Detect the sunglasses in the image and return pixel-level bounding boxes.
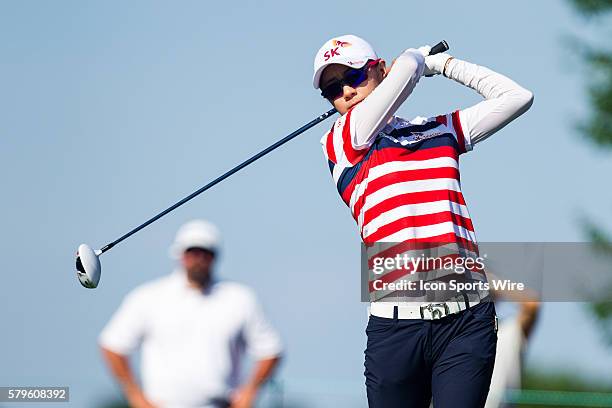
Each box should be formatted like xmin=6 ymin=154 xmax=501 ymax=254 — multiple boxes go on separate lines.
xmin=320 ymin=59 xmax=381 ymax=100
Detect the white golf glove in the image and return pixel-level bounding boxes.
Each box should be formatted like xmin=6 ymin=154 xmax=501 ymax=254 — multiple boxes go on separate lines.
xmin=417 ymin=45 xmax=432 ymax=57
xmin=418 ymin=44 xmax=453 ymax=77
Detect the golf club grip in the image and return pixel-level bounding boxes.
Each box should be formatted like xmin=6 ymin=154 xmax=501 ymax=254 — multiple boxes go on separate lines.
xmin=429 ymin=40 xmax=449 ymax=56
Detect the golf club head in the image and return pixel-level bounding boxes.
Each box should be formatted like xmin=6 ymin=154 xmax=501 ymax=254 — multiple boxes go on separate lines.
xmin=76 ymin=244 xmax=101 ymax=289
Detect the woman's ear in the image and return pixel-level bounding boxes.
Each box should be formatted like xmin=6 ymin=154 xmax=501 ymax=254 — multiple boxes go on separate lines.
xmin=380 ymin=59 xmax=392 ymax=79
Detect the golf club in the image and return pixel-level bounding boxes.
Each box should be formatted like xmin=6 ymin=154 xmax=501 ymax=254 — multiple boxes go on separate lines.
xmin=76 ymin=40 xmax=450 ymax=288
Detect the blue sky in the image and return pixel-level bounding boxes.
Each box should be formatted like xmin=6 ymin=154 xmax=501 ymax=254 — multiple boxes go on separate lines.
xmin=1 ymin=1 xmax=612 ymax=406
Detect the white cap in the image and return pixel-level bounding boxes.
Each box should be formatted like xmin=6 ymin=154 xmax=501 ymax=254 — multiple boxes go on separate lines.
xmin=169 ymin=219 xmax=221 ymax=258
xmin=312 ymin=34 xmax=378 ymax=89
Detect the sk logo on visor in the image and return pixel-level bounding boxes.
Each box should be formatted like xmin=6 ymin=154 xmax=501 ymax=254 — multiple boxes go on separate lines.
xmin=323 ymin=40 xmax=353 ymax=61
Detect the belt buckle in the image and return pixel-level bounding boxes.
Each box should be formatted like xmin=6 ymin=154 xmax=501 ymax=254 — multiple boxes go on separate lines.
xmin=420 ymin=302 xmax=450 ymax=320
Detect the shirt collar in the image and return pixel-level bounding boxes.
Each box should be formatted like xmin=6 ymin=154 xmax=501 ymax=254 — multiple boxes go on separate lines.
xmin=381 ymin=116 xmax=399 ymax=133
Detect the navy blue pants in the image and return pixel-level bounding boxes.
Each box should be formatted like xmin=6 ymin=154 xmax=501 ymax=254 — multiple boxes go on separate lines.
xmin=364 ymin=301 xmax=497 ymax=408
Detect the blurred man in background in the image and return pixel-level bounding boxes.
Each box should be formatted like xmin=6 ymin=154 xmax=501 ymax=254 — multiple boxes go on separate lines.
xmin=99 ymin=219 xmax=283 ymax=408
xmin=486 ymin=273 xmax=541 ymax=408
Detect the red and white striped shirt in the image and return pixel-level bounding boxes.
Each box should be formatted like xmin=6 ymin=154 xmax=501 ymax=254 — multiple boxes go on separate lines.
xmin=319 ymin=51 xmax=533 ymax=301
xmin=322 ymin=110 xmax=474 ymax=246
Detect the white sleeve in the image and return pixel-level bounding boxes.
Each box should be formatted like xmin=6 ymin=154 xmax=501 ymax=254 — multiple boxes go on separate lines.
xmin=98 ymin=290 xmax=149 ymax=355
xmin=349 ymin=49 xmax=425 ymax=150
xmin=243 ymin=295 xmax=283 ymax=360
xmin=443 ymin=58 xmax=534 ymax=146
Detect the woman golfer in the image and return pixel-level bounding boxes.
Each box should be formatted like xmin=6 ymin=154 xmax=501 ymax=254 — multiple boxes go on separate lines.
xmin=312 ymin=35 xmax=533 ymax=407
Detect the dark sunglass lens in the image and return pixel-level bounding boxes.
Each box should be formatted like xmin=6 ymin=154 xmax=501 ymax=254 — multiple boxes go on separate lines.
xmin=321 ymin=82 xmax=343 ymax=99
xmin=320 ymin=63 xmax=373 ymax=100
xmin=344 ymin=68 xmax=366 ymax=87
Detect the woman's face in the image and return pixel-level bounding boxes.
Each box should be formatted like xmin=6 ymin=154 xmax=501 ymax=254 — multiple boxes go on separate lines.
xmin=319 ymin=60 xmax=386 ymax=115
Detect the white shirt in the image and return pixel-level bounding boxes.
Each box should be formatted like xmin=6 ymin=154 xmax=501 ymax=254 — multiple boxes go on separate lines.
xmin=99 ymin=271 xmax=283 ymax=408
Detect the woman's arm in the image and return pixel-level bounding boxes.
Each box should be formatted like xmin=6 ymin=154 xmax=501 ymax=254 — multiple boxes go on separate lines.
xmin=441 ymin=57 xmax=534 ymax=145
xmin=349 ymin=48 xmax=425 ymax=150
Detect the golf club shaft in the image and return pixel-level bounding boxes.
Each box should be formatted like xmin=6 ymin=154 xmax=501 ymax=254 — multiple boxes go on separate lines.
xmin=100 ymin=40 xmax=450 ymax=254
xmin=100 ymin=109 xmax=337 ymax=253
